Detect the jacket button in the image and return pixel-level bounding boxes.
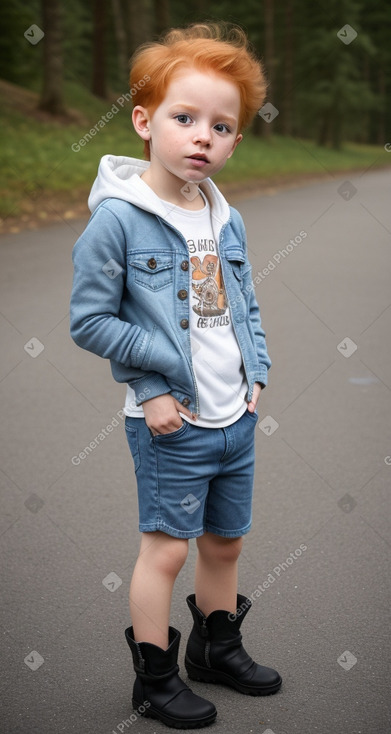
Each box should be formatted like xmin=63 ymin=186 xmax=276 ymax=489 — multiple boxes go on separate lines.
xmin=180 ymin=318 xmax=189 ymax=329
xmin=182 ymin=397 xmax=191 ymax=407
xmin=181 ymin=260 xmax=189 ymax=271
xmin=177 ymin=289 xmax=188 ymax=300
xmin=147 ymin=258 xmax=157 ymax=269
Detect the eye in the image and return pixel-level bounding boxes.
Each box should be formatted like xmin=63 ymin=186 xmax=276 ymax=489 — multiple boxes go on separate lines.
xmin=174 ymin=114 xmax=193 ymax=124
xmin=214 ymin=123 xmax=231 ymax=134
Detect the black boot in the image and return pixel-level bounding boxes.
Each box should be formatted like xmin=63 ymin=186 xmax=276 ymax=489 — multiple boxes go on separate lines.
xmin=125 ymin=626 xmax=217 ymax=729
xmin=184 ymin=594 xmax=282 ymax=696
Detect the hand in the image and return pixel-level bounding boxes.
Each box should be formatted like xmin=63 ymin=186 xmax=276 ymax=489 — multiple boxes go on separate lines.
xmin=247 ymin=382 xmax=262 ymax=413
xmin=142 ymin=393 xmax=196 ymax=436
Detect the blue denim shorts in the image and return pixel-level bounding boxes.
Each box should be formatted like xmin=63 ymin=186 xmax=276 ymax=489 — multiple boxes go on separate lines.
xmin=124 ymin=409 xmax=257 ymax=539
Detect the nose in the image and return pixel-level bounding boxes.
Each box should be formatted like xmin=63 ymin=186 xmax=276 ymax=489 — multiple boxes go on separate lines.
xmin=193 ymin=125 xmax=211 ymax=146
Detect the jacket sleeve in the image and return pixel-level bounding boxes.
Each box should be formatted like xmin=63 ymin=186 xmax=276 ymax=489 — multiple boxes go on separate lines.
xmin=231 ymin=207 xmax=271 ymax=387
xmin=69 ymin=202 xmax=171 ymax=403
xmin=248 ymin=286 xmax=271 ymax=387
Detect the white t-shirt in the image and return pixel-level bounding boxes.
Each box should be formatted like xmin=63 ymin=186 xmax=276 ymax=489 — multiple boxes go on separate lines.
xmin=124 ymin=188 xmax=248 ymax=428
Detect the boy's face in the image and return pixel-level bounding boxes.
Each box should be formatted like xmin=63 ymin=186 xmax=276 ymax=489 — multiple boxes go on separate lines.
xmin=133 ymin=69 xmax=243 ymax=187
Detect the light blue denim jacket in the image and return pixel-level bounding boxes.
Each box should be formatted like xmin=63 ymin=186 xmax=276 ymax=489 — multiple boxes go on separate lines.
xmin=70 ymin=156 xmax=271 ymax=414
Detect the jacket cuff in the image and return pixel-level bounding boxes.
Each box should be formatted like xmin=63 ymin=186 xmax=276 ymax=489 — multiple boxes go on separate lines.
xmin=128 ymin=372 xmax=172 ymax=406
xmin=256 ymin=365 xmax=269 ymax=387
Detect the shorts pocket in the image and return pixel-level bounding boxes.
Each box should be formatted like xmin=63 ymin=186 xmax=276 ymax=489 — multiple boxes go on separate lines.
xmin=152 ymin=421 xmax=190 ymax=442
xmin=125 ymin=421 xmax=141 ymax=471
xmin=243 ymin=409 xmax=258 ymax=426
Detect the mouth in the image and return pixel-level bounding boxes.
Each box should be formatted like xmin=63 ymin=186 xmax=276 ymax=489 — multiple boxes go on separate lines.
xmin=187 ymin=153 xmax=210 ymax=166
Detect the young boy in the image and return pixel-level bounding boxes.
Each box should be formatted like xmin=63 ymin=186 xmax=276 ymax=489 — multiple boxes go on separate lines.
xmin=70 ymin=22 xmax=281 ymax=729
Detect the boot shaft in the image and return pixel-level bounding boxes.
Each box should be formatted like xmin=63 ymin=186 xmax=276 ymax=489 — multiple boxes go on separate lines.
xmin=125 ymin=626 xmax=181 ymax=677
xmin=186 ymin=594 xmax=251 ymax=640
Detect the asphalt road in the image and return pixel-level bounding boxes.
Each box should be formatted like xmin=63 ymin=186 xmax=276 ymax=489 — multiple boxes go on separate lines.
xmin=1 ymin=168 xmax=390 ymax=734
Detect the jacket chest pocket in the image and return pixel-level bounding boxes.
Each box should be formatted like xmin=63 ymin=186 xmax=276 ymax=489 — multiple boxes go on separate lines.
xmin=128 ymin=254 xmax=174 ymax=291
xmin=225 ymin=253 xmax=252 ymax=291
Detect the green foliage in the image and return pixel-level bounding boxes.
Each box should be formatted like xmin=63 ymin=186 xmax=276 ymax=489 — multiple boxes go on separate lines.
xmin=0 ymin=0 xmax=391 ymax=158
xmin=62 ymin=0 xmax=93 ymax=88
xmin=1 ymin=78 xmax=389 ymax=218
xmin=0 ymin=0 xmax=42 ymax=86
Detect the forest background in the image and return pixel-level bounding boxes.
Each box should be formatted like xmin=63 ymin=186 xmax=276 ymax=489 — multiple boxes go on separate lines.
xmin=1 ymin=0 xmax=390 ymax=232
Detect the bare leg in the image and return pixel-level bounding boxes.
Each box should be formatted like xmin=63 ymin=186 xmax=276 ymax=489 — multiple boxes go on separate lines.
xmin=195 ymin=532 xmax=243 ymax=617
xmin=129 ymin=531 xmax=189 ymax=649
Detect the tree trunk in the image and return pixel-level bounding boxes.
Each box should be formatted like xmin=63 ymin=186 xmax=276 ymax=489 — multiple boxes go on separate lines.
xmin=377 ymin=67 xmax=386 ymax=145
xmin=154 ymin=0 xmax=170 ymax=35
xmin=331 ymin=83 xmax=343 ymax=150
xmin=92 ymin=0 xmax=107 ymax=99
xmin=194 ymin=0 xmax=207 ymax=15
xmin=127 ymin=0 xmax=154 ymax=57
xmin=262 ymin=0 xmax=274 ymax=139
xmin=111 ymin=0 xmax=128 ymax=84
xmin=317 ymin=112 xmax=330 ymax=147
xmin=331 ymin=113 xmax=342 ymax=150
xmin=358 ymin=54 xmax=370 ymax=144
xmin=282 ymin=0 xmax=293 ymax=136
xmin=39 ymin=0 xmax=65 ymax=115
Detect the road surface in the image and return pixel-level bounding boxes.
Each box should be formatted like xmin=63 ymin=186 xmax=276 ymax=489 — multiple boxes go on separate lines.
xmin=1 ymin=168 xmax=390 ymax=734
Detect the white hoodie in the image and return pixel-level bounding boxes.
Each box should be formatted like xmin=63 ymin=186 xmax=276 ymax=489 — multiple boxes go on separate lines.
xmin=88 ymin=154 xmax=230 ymax=225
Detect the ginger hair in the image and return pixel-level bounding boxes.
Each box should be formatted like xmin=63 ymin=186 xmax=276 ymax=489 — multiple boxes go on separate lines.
xmin=129 ymin=22 xmax=267 ymax=159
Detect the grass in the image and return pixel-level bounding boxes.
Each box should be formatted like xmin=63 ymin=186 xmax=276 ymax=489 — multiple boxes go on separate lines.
xmin=221 ymin=134 xmax=389 ymax=182
xmin=1 ymin=78 xmax=390 ymax=219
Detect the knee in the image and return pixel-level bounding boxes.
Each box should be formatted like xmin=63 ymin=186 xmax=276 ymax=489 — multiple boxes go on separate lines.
xmin=199 ymin=535 xmax=243 ymax=564
xmin=152 ymin=537 xmax=189 ymax=578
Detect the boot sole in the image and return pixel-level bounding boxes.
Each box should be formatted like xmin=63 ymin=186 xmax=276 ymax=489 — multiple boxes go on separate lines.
xmin=132 ymin=698 xmax=217 ymax=729
xmin=185 ymin=656 xmax=282 ymax=697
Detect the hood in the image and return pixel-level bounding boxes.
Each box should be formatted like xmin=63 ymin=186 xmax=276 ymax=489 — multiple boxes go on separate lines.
xmin=88 ymin=154 xmax=231 ymax=224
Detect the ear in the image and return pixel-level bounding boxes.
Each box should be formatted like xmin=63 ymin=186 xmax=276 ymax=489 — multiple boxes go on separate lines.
xmin=227 ymin=133 xmax=243 ymax=159
xmin=132 ymin=106 xmax=151 ymax=141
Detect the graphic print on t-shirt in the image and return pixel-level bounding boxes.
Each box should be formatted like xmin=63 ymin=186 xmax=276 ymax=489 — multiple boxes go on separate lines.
xmin=190 ymin=253 xmax=227 ymax=317
xmin=123 ymin=178 xmax=248 ymax=427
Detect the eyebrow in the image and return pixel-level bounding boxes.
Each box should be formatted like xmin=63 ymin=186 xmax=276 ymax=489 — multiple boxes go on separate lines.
xmin=168 ymin=103 xmax=237 ymax=125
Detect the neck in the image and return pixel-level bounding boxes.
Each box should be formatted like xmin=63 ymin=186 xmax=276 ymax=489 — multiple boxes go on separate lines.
xmin=141 ymin=164 xmax=205 ymax=211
